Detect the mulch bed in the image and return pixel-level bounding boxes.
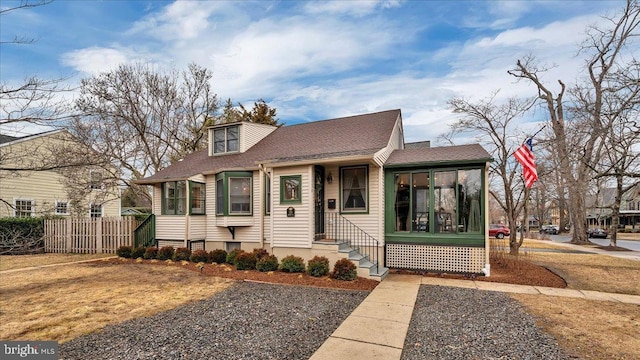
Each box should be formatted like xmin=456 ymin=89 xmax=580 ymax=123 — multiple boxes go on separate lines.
xmin=92 ymin=258 xmax=380 ymax=291
xmin=93 ymin=255 xmax=568 ymax=291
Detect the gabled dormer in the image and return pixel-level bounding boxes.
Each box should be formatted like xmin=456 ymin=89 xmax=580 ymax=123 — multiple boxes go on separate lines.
xmin=208 ymin=121 xmax=278 ymax=156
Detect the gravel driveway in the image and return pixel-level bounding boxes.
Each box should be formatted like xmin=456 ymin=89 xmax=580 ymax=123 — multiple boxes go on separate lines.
xmin=59 ymin=282 xmax=368 ymax=360
xmin=401 ymin=286 xmax=570 ymax=360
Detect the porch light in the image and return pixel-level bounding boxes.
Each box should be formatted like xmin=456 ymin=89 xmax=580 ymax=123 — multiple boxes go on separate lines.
xmin=327 ymin=173 xmax=333 ymax=184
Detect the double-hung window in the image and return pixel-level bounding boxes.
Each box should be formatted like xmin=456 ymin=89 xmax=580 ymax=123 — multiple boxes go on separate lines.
xmin=341 ymin=166 xmax=368 ymax=212
xmin=55 ymin=201 xmax=69 ymax=215
xmin=90 ymin=203 xmax=103 ymax=218
xmin=213 ymin=126 xmax=239 ymax=154
xmin=162 ymin=181 xmax=187 ymax=215
xmin=190 ymin=182 xmax=206 ymax=215
xmin=14 ymin=199 xmax=33 ymax=218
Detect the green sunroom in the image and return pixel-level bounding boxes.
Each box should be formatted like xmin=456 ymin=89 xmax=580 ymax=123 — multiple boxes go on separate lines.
xmin=383 ymin=144 xmax=492 ymax=274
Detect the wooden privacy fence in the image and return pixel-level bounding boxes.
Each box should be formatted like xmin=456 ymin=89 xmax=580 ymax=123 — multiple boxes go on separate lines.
xmin=45 ymin=217 xmax=137 ymax=253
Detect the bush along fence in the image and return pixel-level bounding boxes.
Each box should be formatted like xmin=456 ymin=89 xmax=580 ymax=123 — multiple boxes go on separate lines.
xmin=0 ymin=217 xmax=45 ymax=255
xmin=45 ymin=217 xmax=137 ymax=254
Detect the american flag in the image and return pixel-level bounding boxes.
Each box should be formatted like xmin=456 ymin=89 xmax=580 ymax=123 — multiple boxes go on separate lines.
xmin=513 ymin=138 xmax=538 ymax=188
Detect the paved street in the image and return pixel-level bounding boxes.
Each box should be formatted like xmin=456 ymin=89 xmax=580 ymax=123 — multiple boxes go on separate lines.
xmin=549 ymin=234 xmax=640 ymax=252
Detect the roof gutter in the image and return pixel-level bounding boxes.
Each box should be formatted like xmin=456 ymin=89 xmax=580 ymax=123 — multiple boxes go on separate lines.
xmin=257 ymin=154 xmax=374 ymax=168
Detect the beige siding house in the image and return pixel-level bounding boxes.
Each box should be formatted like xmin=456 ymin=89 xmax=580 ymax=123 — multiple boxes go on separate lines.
xmin=0 ymin=130 xmax=121 ymax=218
xmin=137 ymin=110 xmax=492 ymax=280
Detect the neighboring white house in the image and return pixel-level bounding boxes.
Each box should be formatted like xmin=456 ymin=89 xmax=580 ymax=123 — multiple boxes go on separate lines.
xmin=0 ymin=130 xmax=121 ymax=218
xmin=136 ymin=109 xmax=492 ymax=280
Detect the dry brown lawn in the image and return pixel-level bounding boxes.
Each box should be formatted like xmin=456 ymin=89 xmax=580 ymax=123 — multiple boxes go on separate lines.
xmin=0 ymin=253 xmax=113 ymax=271
xmin=0 ymin=259 xmax=232 ymax=343
xmin=513 ymin=294 xmax=640 ymax=360
xmin=528 ymin=252 xmax=640 ymax=295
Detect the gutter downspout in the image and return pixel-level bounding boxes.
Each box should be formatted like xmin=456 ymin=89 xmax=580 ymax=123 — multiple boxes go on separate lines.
xmin=258 ymin=164 xmax=271 ymax=249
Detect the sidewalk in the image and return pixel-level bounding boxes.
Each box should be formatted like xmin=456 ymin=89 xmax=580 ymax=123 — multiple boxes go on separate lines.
xmin=310 ymin=273 xmax=640 ymax=360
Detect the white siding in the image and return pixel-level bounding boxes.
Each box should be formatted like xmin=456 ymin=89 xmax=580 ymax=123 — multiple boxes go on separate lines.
xmin=156 ymin=216 xmax=186 ymax=240
xmin=0 ymin=132 xmax=120 ymax=218
xmin=374 ymin=113 xmax=403 ymax=165
xmin=153 ymin=184 xmax=162 ymax=214
xmin=188 ymin=216 xmax=206 ymax=239
xmin=271 ymin=165 xmax=313 ymax=248
xmin=240 ymin=122 xmax=277 ymax=152
xmin=189 ymin=174 xmax=206 ymax=183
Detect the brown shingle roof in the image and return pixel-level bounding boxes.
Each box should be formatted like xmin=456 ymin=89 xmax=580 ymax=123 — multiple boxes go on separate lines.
xmin=386 ymin=144 xmax=492 ymax=166
xmin=138 ymin=109 xmax=401 ymax=183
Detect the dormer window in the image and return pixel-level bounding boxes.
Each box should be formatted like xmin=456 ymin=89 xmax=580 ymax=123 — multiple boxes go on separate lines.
xmin=214 ymin=125 xmax=239 ymax=154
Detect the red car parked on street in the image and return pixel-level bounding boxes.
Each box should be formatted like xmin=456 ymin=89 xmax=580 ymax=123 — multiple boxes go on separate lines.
xmin=489 ymin=224 xmax=510 ymax=239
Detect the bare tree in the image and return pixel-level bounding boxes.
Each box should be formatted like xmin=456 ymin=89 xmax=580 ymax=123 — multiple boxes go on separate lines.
xmin=442 ymin=92 xmax=535 ymax=254
xmin=508 ymin=0 xmax=640 ymax=244
xmin=70 ymin=63 xmax=220 ymax=202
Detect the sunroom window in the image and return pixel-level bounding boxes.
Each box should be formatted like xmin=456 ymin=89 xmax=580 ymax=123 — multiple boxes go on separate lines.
xmin=392 ymin=168 xmax=483 ymax=235
xmin=162 ymin=181 xmax=187 ymax=215
xmin=341 ymin=166 xmax=367 ymax=212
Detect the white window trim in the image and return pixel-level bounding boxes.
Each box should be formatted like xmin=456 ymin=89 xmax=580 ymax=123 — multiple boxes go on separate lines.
xmin=89 ymin=203 xmax=103 ymax=218
xmin=14 ymin=198 xmax=34 ymax=218
xmin=89 ymin=170 xmax=105 ymax=191
xmin=55 ymin=200 xmax=70 ymax=215
xmin=213 ymin=125 xmax=240 ymax=155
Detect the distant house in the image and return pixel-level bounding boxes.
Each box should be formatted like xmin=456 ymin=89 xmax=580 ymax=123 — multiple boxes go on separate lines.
xmin=587 ymin=185 xmax=640 ymax=230
xmin=136 ymin=110 xmax=492 ymax=280
xmin=0 ymin=130 xmax=121 ymax=218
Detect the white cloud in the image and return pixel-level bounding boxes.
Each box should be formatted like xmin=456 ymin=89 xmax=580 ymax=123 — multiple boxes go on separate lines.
xmin=303 ymin=0 xmax=402 ymax=17
xmin=128 ymin=1 xmax=222 ymax=41
xmin=60 ymin=47 xmax=132 ymax=74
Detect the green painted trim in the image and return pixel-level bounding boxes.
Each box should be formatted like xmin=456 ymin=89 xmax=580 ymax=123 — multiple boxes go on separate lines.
xmin=384 ymin=166 xmax=487 ymax=237
xmin=384 ymin=234 xmax=485 ymax=247
xmin=385 ymin=159 xmax=492 ymax=169
xmin=339 ymin=164 xmax=369 ymax=214
xmin=280 ymin=175 xmax=302 ymax=204
xmin=264 ymin=173 xmax=271 ymax=215
xmin=160 ymin=180 xmax=187 ymax=216
xmin=214 ymin=171 xmax=254 ymax=217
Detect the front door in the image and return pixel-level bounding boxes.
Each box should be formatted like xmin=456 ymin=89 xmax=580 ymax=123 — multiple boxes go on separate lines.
xmin=314 ymin=165 xmax=325 ymax=240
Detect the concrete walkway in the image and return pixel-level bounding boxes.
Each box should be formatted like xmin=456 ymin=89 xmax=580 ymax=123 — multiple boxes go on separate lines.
xmin=310 ymin=273 xmax=640 ymax=360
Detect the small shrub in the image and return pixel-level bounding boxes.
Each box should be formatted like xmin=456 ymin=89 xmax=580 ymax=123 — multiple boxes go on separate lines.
xmin=307 ymin=256 xmax=330 ymax=277
xmin=226 ymin=248 xmax=243 ymax=265
xmin=235 ymin=252 xmax=257 ymax=270
xmin=131 ymin=246 xmax=146 ymax=259
xmin=173 ymin=247 xmax=191 ymax=261
xmin=332 ymin=258 xmax=357 ymax=281
xmin=190 ymin=249 xmax=209 ymax=263
xmin=256 ymin=254 xmax=279 ymax=272
xmin=157 ymin=246 xmax=175 ymax=260
xmin=280 ymin=255 xmax=305 ymax=273
xmin=143 ymin=247 xmax=158 ymax=259
xmin=252 ymin=248 xmax=269 ymax=260
xmin=209 ymin=249 xmax=227 ymax=264
xmin=116 ymin=245 xmax=132 ymax=258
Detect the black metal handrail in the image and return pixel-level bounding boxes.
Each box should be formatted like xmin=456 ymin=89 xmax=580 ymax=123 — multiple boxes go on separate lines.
xmin=134 ymin=214 xmax=155 ymax=248
xmin=324 ymin=212 xmax=380 ymax=273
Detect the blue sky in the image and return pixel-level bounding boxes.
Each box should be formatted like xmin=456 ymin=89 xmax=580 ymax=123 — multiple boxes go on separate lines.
xmin=0 ymin=0 xmax=624 ymax=143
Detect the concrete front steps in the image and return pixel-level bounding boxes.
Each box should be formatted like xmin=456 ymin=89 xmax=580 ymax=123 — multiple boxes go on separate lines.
xmin=312 ymin=240 xmax=388 ymax=281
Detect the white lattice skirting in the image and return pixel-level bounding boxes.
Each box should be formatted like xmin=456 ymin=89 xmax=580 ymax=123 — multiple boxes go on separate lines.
xmin=386 ymin=244 xmax=485 ymax=273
